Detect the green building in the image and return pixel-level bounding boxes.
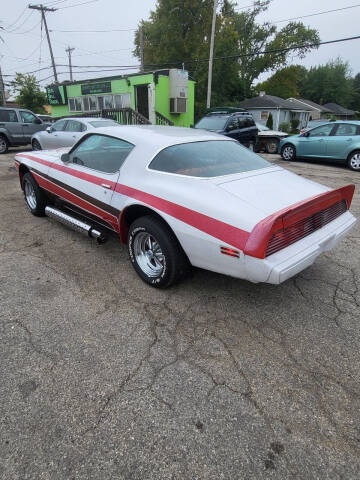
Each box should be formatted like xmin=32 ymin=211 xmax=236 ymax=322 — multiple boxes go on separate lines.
xmin=46 ymin=69 xmax=195 ymax=127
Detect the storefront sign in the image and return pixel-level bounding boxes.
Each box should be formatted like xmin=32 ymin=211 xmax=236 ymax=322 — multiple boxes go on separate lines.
xmin=81 ymin=82 xmax=112 ymax=95
xmin=46 ymin=85 xmax=67 ymax=105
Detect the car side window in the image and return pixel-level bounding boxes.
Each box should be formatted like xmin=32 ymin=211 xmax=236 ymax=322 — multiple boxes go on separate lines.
xmin=226 ymin=118 xmax=238 ymax=131
xmin=69 ymin=134 xmax=134 ymax=173
xmin=52 ymin=120 xmax=67 ymax=132
xmin=20 ymin=111 xmax=39 ymax=124
xmin=334 ymin=124 xmax=357 ymax=136
xmin=65 ymin=120 xmax=85 ymax=132
xmin=308 ymin=124 xmax=334 ymax=137
xmin=0 ymin=110 xmax=18 ymax=122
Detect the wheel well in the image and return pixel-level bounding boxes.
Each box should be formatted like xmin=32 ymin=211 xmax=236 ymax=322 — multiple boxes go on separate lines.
xmin=347 ymin=149 xmax=360 ymax=160
xmin=119 ymin=205 xmax=172 ymax=243
xmin=281 ymin=142 xmax=295 ymax=152
xmin=19 ymin=164 xmax=30 ymax=189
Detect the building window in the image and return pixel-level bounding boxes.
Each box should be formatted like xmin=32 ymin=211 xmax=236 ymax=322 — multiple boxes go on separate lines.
xmin=114 ymin=93 xmax=131 ymax=108
xmin=89 ymin=96 xmax=97 ymax=111
xmin=69 ymin=98 xmax=82 ymax=112
xmin=103 ymin=95 xmax=113 ymax=109
xmin=261 ymin=111 xmax=268 ymax=121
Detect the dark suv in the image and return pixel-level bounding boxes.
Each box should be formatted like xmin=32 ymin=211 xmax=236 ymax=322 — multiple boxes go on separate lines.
xmin=0 ymin=107 xmax=49 ymax=153
xmin=195 ymin=109 xmax=258 ymax=149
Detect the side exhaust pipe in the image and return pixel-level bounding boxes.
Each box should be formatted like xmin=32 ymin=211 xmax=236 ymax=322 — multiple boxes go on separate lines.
xmin=45 ymin=206 xmax=107 ymax=244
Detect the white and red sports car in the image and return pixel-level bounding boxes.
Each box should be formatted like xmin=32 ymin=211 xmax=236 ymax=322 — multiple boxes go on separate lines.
xmin=15 ymin=126 xmax=356 ymax=288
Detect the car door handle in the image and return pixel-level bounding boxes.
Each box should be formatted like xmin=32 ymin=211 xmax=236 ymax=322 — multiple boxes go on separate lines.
xmin=101 ymin=183 xmax=112 ymax=189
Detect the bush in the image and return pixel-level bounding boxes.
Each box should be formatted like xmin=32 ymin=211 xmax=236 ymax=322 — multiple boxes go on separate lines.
xmin=266 ymin=112 xmax=273 ymax=129
xmin=290 ymin=119 xmax=299 ymax=132
xmin=279 ymin=122 xmax=291 ymax=133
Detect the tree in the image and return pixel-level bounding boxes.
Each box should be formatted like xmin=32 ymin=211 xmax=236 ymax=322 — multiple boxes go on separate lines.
xmin=133 ymin=0 xmax=319 ymax=115
xmin=266 ymin=112 xmax=273 ymax=129
xmin=256 ymin=65 xmax=307 ymax=99
xmin=10 ymin=73 xmax=47 ymax=113
xmin=227 ymin=1 xmax=319 ymax=97
xmin=349 ymin=73 xmax=360 ymax=112
xmin=298 ymin=58 xmax=353 ymax=106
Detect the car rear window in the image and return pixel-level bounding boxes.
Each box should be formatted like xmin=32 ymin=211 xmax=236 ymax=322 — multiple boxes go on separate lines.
xmin=149 ymin=140 xmax=271 ymax=178
xmin=89 ymin=120 xmax=119 ymax=128
xmin=195 ymin=116 xmax=229 ymax=130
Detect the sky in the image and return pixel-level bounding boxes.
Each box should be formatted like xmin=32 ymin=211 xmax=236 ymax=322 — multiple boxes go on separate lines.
xmin=1 ymin=0 xmax=360 ymax=92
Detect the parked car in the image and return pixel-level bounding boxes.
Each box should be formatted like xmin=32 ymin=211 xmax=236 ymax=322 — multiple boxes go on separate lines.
xmin=31 ymin=117 xmax=119 ymax=150
xmin=195 ymin=110 xmax=258 ymax=149
xmin=0 ymin=107 xmax=50 ymax=153
xmin=255 ymin=122 xmax=288 ymax=154
xmin=37 ymin=114 xmax=55 ymax=123
xmin=279 ymin=121 xmax=360 ymax=171
xmin=15 ymin=126 xmax=356 ymax=288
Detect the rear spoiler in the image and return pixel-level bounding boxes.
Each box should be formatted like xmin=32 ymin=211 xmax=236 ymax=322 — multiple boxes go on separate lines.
xmin=244 ymin=184 xmax=355 ymax=259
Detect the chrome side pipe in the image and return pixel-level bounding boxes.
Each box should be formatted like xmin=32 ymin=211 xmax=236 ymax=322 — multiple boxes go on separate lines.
xmin=45 ymin=206 xmax=107 ymax=244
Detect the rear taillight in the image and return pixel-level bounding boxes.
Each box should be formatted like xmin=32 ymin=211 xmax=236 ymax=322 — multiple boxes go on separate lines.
xmin=265 ymin=199 xmax=347 ymax=256
xmin=244 ymin=184 xmax=355 ymax=259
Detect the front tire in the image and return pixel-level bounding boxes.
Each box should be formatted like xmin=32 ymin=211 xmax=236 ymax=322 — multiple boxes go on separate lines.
xmin=347 ymin=150 xmax=360 ymax=171
xmin=281 ymin=144 xmax=296 ymax=161
xmin=22 ymin=172 xmax=47 ymax=216
xmin=128 ymin=215 xmax=189 ymax=288
xmin=32 ymin=139 xmax=42 ymax=151
xmin=0 ymin=135 xmax=9 ymax=154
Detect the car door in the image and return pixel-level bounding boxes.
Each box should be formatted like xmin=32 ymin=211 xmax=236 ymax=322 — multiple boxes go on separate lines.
xmin=48 ymin=133 xmax=134 ymax=232
xmin=19 ymin=110 xmax=44 ymax=142
xmin=0 ymin=109 xmax=24 ymax=144
xmin=297 ymin=123 xmax=335 ymax=157
xmin=325 ymin=123 xmax=358 ymax=159
xmin=62 ymin=119 xmax=87 ymax=147
xmin=41 ymin=119 xmax=68 ymax=149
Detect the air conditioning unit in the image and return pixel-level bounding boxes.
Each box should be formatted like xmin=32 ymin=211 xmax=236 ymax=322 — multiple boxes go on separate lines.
xmin=169 ymin=69 xmax=188 ymax=114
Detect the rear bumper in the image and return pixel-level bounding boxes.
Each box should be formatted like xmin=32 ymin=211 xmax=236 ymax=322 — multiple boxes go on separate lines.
xmin=244 ymin=211 xmax=356 ymax=284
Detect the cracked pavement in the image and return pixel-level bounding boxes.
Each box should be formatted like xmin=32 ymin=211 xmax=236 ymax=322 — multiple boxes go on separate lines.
xmin=0 ymin=148 xmax=359 ymax=479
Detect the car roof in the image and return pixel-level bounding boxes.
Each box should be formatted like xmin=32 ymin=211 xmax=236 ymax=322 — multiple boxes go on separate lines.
xmin=56 ymin=117 xmax=113 ymax=122
xmin=92 ymin=125 xmax=231 ymax=148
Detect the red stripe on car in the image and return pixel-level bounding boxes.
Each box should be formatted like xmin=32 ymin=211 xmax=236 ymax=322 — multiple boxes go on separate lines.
xmin=32 ymin=172 xmax=119 ymax=231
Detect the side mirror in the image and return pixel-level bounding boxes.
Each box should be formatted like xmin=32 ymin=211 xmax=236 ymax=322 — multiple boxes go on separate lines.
xmin=61 ymin=153 xmax=70 ymax=163
xmin=35 ymin=118 xmax=42 ymax=124
xmin=46 ymin=126 xmax=52 ymax=133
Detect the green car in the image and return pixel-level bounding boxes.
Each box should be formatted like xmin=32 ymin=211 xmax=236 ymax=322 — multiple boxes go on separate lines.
xmin=279 ymin=121 xmax=360 ymax=171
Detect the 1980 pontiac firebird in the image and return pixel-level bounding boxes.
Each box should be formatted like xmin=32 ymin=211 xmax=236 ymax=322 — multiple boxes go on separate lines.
xmin=15 ymin=126 xmax=356 ymax=288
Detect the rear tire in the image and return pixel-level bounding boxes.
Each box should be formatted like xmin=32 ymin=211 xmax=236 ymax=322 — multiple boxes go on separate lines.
xmin=0 ymin=135 xmax=9 ymax=154
xmin=347 ymin=150 xmax=360 ymax=171
xmin=128 ymin=215 xmax=190 ymax=288
xmin=22 ymin=172 xmax=47 ymax=216
xmin=281 ymin=144 xmax=296 ymax=161
xmin=265 ymin=139 xmax=279 ymax=154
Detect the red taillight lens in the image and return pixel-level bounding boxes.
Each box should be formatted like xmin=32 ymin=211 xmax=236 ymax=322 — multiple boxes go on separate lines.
xmin=266 ymin=199 xmax=347 ymax=257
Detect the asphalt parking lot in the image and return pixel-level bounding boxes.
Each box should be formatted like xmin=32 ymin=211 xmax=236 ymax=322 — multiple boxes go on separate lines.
xmin=1 ymin=147 xmax=359 ymax=480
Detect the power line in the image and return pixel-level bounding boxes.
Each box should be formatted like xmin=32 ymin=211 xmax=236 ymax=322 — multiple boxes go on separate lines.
xmin=56 ymin=0 xmax=100 ymax=9
xmin=271 ymin=3 xmax=360 ymax=24
xmin=3 ymin=7 xmax=28 ymax=29
xmin=50 ymin=27 xmax=136 ymax=33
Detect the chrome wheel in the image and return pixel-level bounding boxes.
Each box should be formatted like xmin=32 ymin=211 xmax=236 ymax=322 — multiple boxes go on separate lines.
xmin=0 ymin=137 xmax=7 ymax=153
xmin=24 ymin=180 xmax=37 ymax=210
xmin=133 ymin=232 xmax=165 ymax=278
xmin=349 ymin=152 xmax=360 ymax=170
xmin=282 ymin=145 xmax=295 ymax=160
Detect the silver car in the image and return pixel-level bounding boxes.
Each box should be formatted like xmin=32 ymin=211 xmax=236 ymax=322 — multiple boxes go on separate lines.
xmin=31 ymin=117 xmax=119 ymax=150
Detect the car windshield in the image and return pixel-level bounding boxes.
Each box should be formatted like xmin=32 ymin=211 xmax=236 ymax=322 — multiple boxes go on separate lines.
xmin=149 ymin=140 xmax=271 ymax=178
xmin=89 ymin=120 xmax=119 ymax=128
xmin=195 ymin=116 xmax=229 ymax=130
xmin=256 ymin=123 xmax=269 ymax=131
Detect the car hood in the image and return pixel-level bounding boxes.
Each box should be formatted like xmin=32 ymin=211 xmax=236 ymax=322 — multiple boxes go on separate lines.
xmin=212 ymin=166 xmax=329 ymax=216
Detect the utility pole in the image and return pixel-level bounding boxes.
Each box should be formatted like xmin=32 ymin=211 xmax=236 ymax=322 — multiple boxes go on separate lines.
xmin=0 ymin=65 xmax=6 ymax=106
xmin=28 ymin=4 xmax=58 ymax=83
xmin=139 ymin=24 xmax=144 ymax=72
xmin=66 ymin=46 xmax=75 ymax=81
xmin=206 ymin=0 xmax=218 ymax=109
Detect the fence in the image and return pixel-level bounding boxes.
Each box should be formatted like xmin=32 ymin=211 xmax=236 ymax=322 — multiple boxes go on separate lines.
xmin=55 ymin=107 xmax=174 ymax=127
